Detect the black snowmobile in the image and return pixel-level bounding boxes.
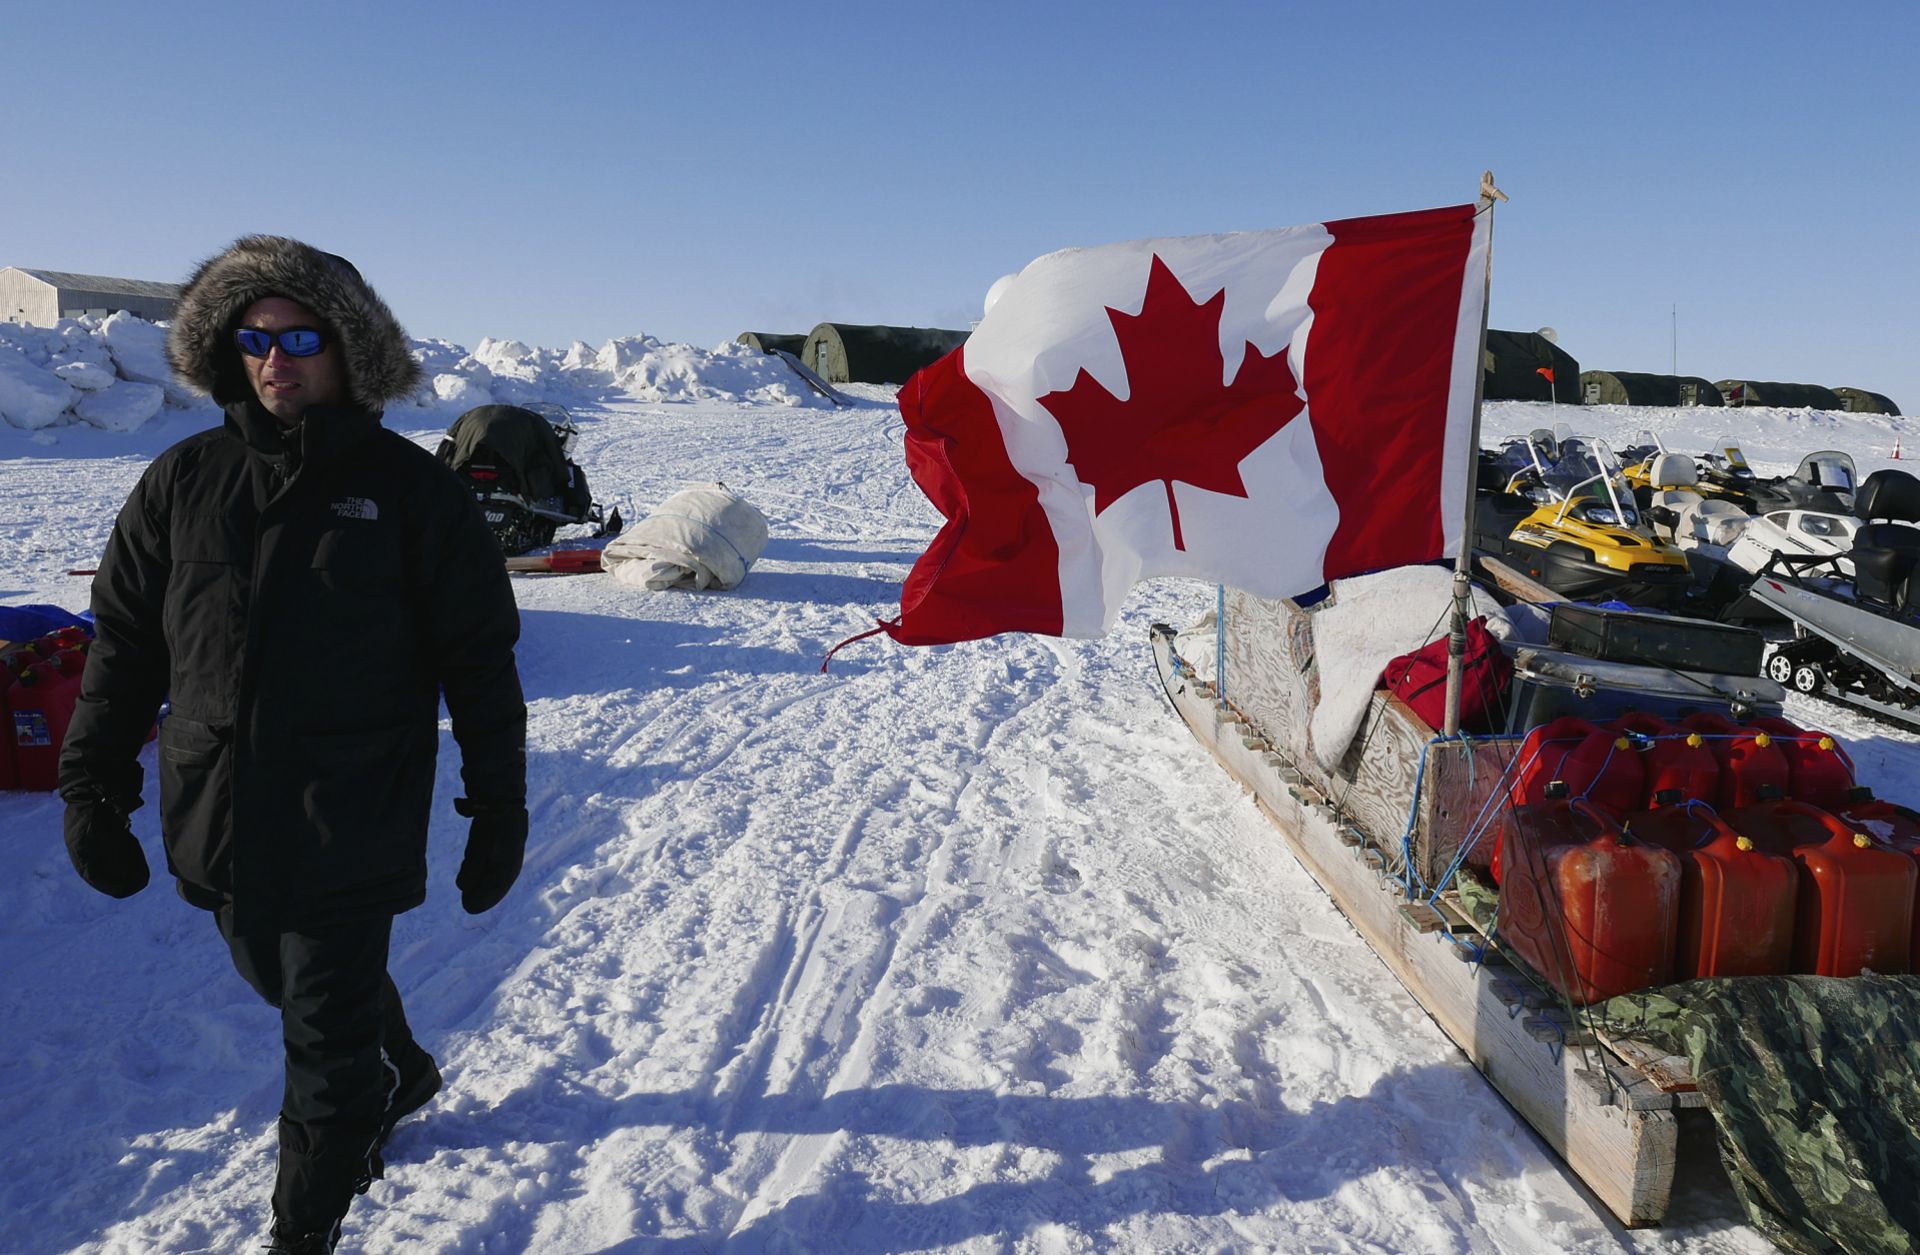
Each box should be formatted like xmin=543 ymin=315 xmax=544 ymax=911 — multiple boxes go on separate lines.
xmin=436 ymin=403 xmax=620 ymax=556
xmin=1692 ymin=446 xmax=1856 ymax=516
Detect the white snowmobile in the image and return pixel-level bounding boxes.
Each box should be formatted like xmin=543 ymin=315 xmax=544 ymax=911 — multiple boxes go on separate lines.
xmin=1746 ymin=467 xmax=1920 ymax=726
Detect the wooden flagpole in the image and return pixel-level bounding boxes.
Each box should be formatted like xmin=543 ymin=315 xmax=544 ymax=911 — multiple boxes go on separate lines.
xmin=1442 ymin=171 xmax=1505 ymax=737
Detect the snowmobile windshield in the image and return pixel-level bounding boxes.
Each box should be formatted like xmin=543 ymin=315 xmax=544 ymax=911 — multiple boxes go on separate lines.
xmin=1617 ymin=428 xmax=1666 ymax=470
xmin=522 ymin=402 xmax=579 ymax=454
xmin=1489 ymin=439 xmax=1551 ymax=497
xmin=1547 ymin=439 xmax=1640 ymax=528
xmin=1795 ymin=451 xmax=1857 ymax=494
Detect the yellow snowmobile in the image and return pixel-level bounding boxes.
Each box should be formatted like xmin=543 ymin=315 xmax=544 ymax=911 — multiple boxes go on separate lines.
xmin=1617 ymin=431 xmax=1756 ymax=509
xmin=1474 ymin=429 xmax=1692 ymax=603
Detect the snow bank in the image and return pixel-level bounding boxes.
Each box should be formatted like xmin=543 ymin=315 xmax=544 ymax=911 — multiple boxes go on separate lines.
xmin=1 ymin=314 xmax=207 ymax=433
xmin=402 ymin=333 xmax=817 ymax=410
xmin=0 ymin=344 xmax=76 ymax=429
xmin=1 ymin=315 xmax=828 ymax=435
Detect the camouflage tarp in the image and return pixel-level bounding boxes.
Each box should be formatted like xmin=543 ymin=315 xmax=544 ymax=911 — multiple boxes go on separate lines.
xmin=1602 ymin=977 xmax=1920 ymax=1254
xmin=1450 ymin=873 xmax=1919 ymax=1250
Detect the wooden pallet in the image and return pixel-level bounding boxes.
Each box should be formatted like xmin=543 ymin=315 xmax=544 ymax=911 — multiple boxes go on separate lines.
xmin=1153 ymin=627 xmax=1708 ymax=1226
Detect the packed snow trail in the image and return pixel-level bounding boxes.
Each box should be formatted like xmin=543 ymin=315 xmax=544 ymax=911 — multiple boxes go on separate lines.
xmin=3 ymin=394 xmax=1911 ymax=1253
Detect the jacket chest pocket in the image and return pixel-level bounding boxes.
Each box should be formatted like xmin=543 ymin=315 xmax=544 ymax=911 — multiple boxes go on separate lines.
xmin=312 ymin=525 xmax=403 ymax=595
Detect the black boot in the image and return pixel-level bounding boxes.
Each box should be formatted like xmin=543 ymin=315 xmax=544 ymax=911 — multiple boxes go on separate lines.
xmin=271 ymin=1119 xmax=372 ymax=1250
xmin=263 ymin=1216 xmax=340 ymax=1253
xmin=375 ymin=1042 xmax=442 ymax=1167
xmin=385 ymin=1043 xmax=442 ymax=1134
xmin=377 ymin=978 xmax=441 ymax=1154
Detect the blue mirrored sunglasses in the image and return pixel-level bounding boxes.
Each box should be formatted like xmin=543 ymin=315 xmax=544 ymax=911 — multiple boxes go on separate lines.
xmin=234 ymin=326 xmax=327 ymax=358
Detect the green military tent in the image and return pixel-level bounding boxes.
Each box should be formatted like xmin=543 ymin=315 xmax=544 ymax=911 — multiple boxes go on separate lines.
xmin=800 ymin=323 xmax=969 ymax=385
xmin=1578 ymin=370 xmax=1723 ymax=407
xmin=1833 ymin=387 xmax=1901 ymax=416
xmin=1715 ymin=379 xmax=1844 ymax=409
xmin=735 ymin=332 xmax=808 ymax=356
xmin=1483 ymin=329 xmax=1580 ymax=403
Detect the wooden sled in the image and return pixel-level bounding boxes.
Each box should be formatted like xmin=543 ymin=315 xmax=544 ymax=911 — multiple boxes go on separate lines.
xmin=1150 ymin=619 xmax=1718 ymax=1226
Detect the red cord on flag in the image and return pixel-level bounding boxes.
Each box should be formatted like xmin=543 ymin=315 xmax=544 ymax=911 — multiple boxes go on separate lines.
xmin=821 ymin=621 xmax=895 ymax=671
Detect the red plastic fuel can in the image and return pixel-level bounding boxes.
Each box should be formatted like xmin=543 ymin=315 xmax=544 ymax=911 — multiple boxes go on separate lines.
xmin=1748 ymin=715 xmax=1856 ymax=812
xmin=1726 ymin=798 xmax=1916 ymax=977
xmin=1493 ymin=797 xmax=1681 ymax=1004
xmin=7 ymin=646 xmax=87 ymax=792
xmin=1836 ymin=789 xmax=1920 ymax=971
xmin=1621 ymin=799 xmax=1797 ymax=979
xmin=1509 ymin=716 xmax=1645 ymax=818
xmin=1608 ymin=713 xmax=1719 ymax=808
xmin=1681 ymin=712 xmax=1791 ymax=809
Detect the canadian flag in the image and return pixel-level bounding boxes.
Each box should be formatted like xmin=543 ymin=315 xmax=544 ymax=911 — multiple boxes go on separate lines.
xmin=883 ymin=203 xmax=1491 ymax=646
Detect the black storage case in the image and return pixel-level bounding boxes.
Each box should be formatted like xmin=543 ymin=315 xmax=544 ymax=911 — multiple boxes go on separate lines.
xmin=1546 ymin=604 xmax=1765 ymax=676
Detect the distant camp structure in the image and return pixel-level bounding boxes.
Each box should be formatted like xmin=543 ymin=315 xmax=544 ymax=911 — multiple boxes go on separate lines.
xmin=1579 ymin=371 xmax=1723 ymax=407
xmin=800 ymin=323 xmax=969 ymax=385
xmin=1 ymin=267 xmax=182 ymax=326
xmin=1482 ymin=329 xmax=1580 ymax=404
xmin=1715 ymin=379 xmax=1844 ymax=410
xmin=735 ymin=332 xmax=807 ymax=356
xmin=1833 ymin=387 xmax=1901 ymax=416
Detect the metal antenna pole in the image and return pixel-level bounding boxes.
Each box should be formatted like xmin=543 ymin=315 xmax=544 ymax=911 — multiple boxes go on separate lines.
xmin=1443 ymin=172 xmax=1503 ymax=738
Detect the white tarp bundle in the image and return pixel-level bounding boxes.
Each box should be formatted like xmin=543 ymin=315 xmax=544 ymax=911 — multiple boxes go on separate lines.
xmin=601 ymin=483 xmax=769 ymax=591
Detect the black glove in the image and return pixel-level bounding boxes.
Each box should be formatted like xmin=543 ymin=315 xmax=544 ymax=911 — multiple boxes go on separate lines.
xmin=453 ymin=797 xmax=527 ymax=915
xmin=63 ymin=796 xmax=150 ymax=899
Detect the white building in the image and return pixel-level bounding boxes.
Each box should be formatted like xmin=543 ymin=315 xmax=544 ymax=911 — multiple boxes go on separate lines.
xmin=1 ymin=267 xmax=182 ymax=326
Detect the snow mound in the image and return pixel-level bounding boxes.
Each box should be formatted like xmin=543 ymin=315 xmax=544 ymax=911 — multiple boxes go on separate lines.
xmin=0 ymin=343 xmax=77 ymax=429
xmin=608 ymin=339 xmax=811 ymax=406
xmin=74 ymin=381 xmax=165 ymax=432
xmin=395 ymin=331 xmax=820 ymax=416
xmin=2 ymin=313 xmax=830 ymax=435
xmin=0 ymin=314 xmax=209 ymax=433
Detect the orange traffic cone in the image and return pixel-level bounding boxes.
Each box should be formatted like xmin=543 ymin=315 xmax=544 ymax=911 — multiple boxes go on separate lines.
xmin=1895 ymin=439 xmax=1903 ymax=460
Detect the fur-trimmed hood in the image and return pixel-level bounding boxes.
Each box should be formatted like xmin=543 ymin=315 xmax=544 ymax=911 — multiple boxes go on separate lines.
xmin=167 ymin=235 xmax=423 ymax=412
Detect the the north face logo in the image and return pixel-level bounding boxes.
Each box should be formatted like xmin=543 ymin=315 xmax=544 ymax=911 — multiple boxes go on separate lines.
xmin=332 ymin=497 xmax=379 ymax=521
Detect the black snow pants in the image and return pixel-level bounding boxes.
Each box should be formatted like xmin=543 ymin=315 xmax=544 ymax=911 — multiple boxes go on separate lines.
xmin=218 ymin=910 xmax=421 ymax=1230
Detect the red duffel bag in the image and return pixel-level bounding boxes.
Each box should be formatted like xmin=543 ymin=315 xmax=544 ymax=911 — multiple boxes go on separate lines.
xmin=1383 ymin=616 xmax=1512 ymax=733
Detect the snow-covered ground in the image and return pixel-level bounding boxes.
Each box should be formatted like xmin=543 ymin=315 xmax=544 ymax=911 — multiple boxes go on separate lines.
xmin=2 ymin=357 xmax=1915 ymax=1252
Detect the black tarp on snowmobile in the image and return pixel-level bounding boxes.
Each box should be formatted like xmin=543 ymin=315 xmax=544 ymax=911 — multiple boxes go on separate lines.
xmin=436 ymin=404 xmax=601 ymax=555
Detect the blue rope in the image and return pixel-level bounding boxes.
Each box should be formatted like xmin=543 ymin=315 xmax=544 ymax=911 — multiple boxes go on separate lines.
xmin=1410 ymin=737 xmax=1549 ymax=903
xmin=1215 ymin=584 xmax=1227 ymax=700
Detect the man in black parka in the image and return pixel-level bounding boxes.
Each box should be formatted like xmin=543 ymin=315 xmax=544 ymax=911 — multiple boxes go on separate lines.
xmin=57 ymin=235 xmax=528 ymax=1254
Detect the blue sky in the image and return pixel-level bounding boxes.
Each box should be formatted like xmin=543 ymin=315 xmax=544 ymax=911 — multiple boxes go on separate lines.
xmin=7 ymin=2 xmax=1915 ymax=409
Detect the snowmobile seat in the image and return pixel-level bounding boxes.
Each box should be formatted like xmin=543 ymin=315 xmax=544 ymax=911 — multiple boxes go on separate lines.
xmin=1648 ymin=452 xmax=1698 ymax=490
xmin=1643 ymin=454 xmax=1705 ymax=540
xmin=1681 ymin=498 xmax=1749 ymax=548
xmin=1850 ymin=524 xmax=1920 ymax=609
xmin=1475 ymin=450 xmax=1511 ymax=494
xmin=1855 ymin=468 xmax=1920 ymax=525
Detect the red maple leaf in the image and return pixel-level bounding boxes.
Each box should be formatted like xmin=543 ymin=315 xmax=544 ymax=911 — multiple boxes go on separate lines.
xmin=1039 ymin=254 xmax=1304 ymax=550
